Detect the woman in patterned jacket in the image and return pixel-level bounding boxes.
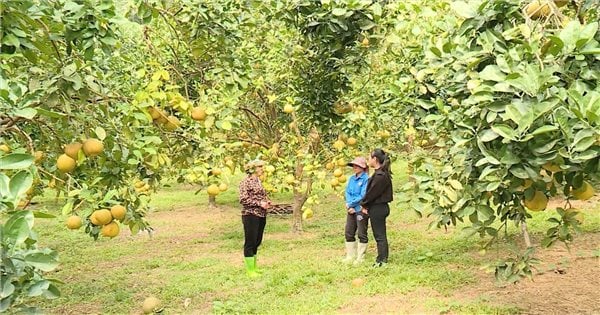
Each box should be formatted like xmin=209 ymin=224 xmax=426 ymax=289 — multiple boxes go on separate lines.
xmin=239 ymin=159 xmax=272 ymax=278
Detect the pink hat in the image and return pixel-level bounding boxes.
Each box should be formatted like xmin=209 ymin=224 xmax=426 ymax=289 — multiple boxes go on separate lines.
xmin=347 ymin=157 xmax=368 ymax=169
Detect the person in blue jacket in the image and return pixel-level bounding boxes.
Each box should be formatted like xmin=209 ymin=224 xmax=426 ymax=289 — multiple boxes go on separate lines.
xmin=342 ymin=156 xmax=369 ymax=264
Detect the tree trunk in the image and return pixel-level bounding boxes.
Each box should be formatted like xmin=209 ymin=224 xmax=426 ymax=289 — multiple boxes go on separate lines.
xmin=208 ymin=195 xmax=217 ymax=208
xmin=521 ymin=221 xmax=532 ymax=248
xmin=291 ymin=159 xmax=313 ymax=233
xmin=292 ymin=192 xmax=304 ymax=232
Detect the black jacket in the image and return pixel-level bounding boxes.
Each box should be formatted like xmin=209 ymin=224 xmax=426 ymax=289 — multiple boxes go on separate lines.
xmin=360 ymin=169 xmax=393 ymax=208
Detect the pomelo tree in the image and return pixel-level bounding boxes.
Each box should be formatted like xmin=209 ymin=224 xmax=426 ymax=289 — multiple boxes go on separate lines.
xmin=132 ymin=0 xmax=386 ymax=231
xmin=403 ymin=0 xmax=599 ymax=281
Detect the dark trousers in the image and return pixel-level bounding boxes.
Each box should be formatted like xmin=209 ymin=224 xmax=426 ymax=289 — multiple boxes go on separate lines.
xmin=345 ymin=213 xmax=369 ymax=243
xmin=242 ymin=215 xmax=266 ymax=257
xmin=370 ymin=203 xmax=390 ymax=263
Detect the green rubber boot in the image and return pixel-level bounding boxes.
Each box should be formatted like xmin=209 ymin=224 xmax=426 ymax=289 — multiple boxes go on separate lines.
xmin=253 ymin=255 xmax=263 ymax=274
xmin=244 ymin=257 xmax=260 ymax=278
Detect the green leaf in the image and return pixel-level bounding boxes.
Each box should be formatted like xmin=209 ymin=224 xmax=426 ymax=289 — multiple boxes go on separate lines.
xmin=9 ymin=170 xmax=33 ymax=198
xmin=370 ymin=3 xmax=382 ymax=17
xmin=24 ymin=250 xmax=59 ymax=272
xmin=573 ymin=136 xmax=595 ymax=152
xmin=2 ymin=34 xmax=20 ymax=47
xmin=0 ymin=174 xmax=9 ymax=196
xmin=99 ymin=36 xmax=117 ymax=46
xmin=479 ymin=165 xmax=497 ymax=180
xmin=220 ymin=121 xmax=233 ymax=131
xmin=479 ymin=129 xmax=499 ymax=142
xmin=4 ymin=213 xmax=31 ymax=244
xmin=27 ymin=280 xmax=50 ymax=297
xmin=447 ymin=180 xmax=463 ymax=190
xmin=13 ymin=108 xmax=37 ymax=119
xmin=530 ymin=125 xmax=558 ymax=136
xmin=576 ymin=22 xmax=598 ymax=49
xmin=95 ymin=127 xmax=107 ymax=140
xmin=35 ymin=108 xmax=67 ymax=119
xmin=478 ymin=206 xmax=495 ymax=221
xmin=331 ymin=8 xmax=346 ymax=16
xmin=509 ymin=167 xmax=529 ymax=179
xmin=450 ymin=1 xmax=477 ymax=19
xmin=0 ymin=276 xmax=15 ymax=299
xmin=0 ymin=154 xmax=34 ymax=170
xmin=479 ymin=65 xmax=506 ymax=82
xmin=61 ymin=200 xmax=74 ymax=216
xmin=43 ymin=283 xmax=60 ymax=299
xmin=32 ymin=211 xmax=56 ymax=219
xmin=491 ymin=124 xmax=516 ymax=141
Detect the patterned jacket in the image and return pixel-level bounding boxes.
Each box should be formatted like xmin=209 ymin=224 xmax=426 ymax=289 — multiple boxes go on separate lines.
xmin=239 ymin=176 xmax=269 ymax=217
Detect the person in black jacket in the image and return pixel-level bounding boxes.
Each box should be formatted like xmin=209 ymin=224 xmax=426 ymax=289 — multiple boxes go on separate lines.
xmin=360 ymin=148 xmax=393 ymax=267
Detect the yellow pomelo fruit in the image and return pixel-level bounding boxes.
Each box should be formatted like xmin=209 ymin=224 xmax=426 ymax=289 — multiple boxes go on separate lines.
xmin=57 ymin=154 xmax=77 ymax=173
xmin=134 ymin=181 xmax=146 ymax=189
xmin=283 ymin=104 xmax=294 ymax=114
xmin=526 ymin=0 xmax=552 ymax=19
xmin=92 ymin=209 xmax=113 ymax=225
xmin=155 ymin=110 xmax=168 ymax=124
xmin=0 ymin=144 xmax=10 ymax=153
xmin=337 ymin=159 xmax=346 ymax=167
xmin=191 ymin=107 xmax=207 ymax=121
xmin=302 ymin=208 xmax=313 ymax=220
xmin=110 ymin=205 xmax=127 ymax=221
xmin=333 ymin=140 xmax=345 ymax=151
xmin=66 ymin=216 xmax=82 ymax=230
xmin=148 ymin=107 xmax=161 ymax=120
xmin=164 ymin=115 xmax=180 ymax=131
xmin=542 ymin=162 xmax=561 ymax=173
xmin=34 ymin=151 xmax=44 ymax=163
xmin=211 ymin=168 xmax=222 ymax=176
xmin=325 ymin=162 xmax=334 ymax=170
xmin=285 ymin=174 xmax=295 ymax=184
xmin=142 ymin=297 xmax=162 ymax=314
xmin=351 ymin=278 xmax=365 ymax=287
xmin=82 ymin=138 xmax=104 ymax=157
xmin=330 ymin=178 xmax=339 ymax=187
xmin=207 ymin=184 xmax=220 ymax=196
xmin=554 ymin=0 xmax=568 ymax=7
xmin=524 ymin=190 xmax=548 ymax=212
xmin=573 ymin=181 xmax=594 ymax=201
xmin=346 ymin=137 xmax=357 ymax=146
xmin=101 ymin=221 xmax=120 ymax=238
xmin=338 ymin=175 xmax=347 ymax=184
xmin=333 ymin=169 xmax=343 ymax=178
xmin=219 ymin=183 xmax=228 ymax=192
xmin=64 ymin=142 xmax=82 ymax=159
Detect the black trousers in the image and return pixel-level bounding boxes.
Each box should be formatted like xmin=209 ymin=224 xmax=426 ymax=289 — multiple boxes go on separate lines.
xmin=242 ymin=215 xmax=266 ymax=257
xmin=345 ymin=213 xmax=369 ymax=243
xmin=370 ymin=203 xmax=390 ymax=263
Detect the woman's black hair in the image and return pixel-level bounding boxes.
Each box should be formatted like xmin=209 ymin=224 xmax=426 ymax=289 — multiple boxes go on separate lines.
xmin=371 ymin=148 xmax=392 ymax=176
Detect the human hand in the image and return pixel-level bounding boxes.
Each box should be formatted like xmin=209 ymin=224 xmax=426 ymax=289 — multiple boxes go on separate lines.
xmin=347 ymin=208 xmax=354 ymax=214
xmin=260 ymin=201 xmax=270 ymax=209
xmin=361 ymin=207 xmax=368 ymax=215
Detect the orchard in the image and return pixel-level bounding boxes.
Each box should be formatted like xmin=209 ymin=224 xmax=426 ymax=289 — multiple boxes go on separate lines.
xmin=1 ymin=0 xmax=599 ymax=313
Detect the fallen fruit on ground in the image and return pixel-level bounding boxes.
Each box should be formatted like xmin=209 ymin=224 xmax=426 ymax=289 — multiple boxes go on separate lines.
xmin=142 ymin=296 xmax=162 ymax=314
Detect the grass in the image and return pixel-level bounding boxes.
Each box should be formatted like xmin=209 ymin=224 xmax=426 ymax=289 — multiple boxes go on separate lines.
xmin=8 ymin=160 xmax=600 ymax=314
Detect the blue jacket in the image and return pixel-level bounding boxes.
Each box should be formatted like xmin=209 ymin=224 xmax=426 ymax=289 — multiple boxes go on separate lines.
xmin=345 ymin=172 xmax=369 ymax=213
